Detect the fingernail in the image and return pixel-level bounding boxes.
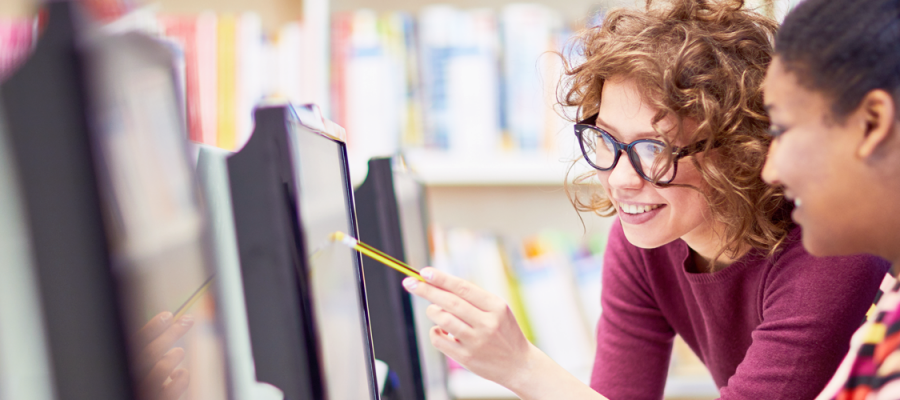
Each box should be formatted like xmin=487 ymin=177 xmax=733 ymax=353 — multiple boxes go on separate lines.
xmin=171 ymin=369 xmax=185 ymax=379
xmin=421 ymin=268 xmax=434 ymax=281
xmin=179 ymin=316 xmax=194 ymax=327
xmin=402 ymin=277 xmax=418 ymax=291
xmin=160 ymin=312 xmax=173 ymax=324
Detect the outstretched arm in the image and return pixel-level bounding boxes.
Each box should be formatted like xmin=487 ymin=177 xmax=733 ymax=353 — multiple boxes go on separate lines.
xmin=403 ymin=267 xmax=609 ymax=400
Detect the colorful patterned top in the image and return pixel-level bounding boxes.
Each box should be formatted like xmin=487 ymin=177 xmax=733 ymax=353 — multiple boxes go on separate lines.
xmin=818 ymin=273 xmax=900 ymax=400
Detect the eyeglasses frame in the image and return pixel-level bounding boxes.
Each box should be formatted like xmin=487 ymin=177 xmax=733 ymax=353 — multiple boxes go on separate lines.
xmin=573 ymin=113 xmax=709 ymax=185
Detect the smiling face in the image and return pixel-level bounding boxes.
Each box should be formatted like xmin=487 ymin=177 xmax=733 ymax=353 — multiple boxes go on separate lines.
xmin=595 ymin=78 xmax=718 ymax=253
xmin=761 ymin=57 xmax=894 ymax=257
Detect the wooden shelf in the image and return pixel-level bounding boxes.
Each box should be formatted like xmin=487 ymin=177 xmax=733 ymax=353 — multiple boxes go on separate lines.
xmin=401 ymin=149 xmax=589 ymax=186
xmin=0 ymin=0 xmax=34 ymax=18
xmin=148 ymin=0 xmax=304 ymax=30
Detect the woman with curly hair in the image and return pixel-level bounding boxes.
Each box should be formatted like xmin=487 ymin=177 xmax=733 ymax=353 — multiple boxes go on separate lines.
xmin=762 ymin=0 xmax=900 ymax=398
xmin=403 ymin=0 xmax=890 ymax=399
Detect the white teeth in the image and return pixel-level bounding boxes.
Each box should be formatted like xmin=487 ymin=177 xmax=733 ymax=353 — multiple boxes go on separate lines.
xmin=620 ymin=203 xmax=662 ymax=215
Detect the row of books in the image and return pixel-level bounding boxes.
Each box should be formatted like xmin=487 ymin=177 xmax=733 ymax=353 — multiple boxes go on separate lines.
xmin=332 ymin=5 xmax=580 ymax=163
xmin=429 ymin=226 xmax=605 ymax=379
xmin=429 ymin=224 xmax=712 ymax=386
xmin=152 ymin=13 xmax=324 ymax=150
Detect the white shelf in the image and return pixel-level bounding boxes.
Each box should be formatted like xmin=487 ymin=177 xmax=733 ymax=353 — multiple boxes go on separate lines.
xmin=402 ymin=149 xmax=585 ymax=186
xmin=448 ymin=369 xmax=719 ymax=400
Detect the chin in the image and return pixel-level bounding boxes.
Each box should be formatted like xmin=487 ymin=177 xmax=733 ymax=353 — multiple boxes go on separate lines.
xmin=620 ymin=223 xmax=670 ymax=249
xmin=800 ymin=231 xmax=849 ymax=257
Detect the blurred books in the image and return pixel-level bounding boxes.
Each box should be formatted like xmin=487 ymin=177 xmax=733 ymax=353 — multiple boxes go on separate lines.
xmin=0 ymin=17 xmax=34 ymax=82
xmin=429 ymin=224 xmax=718 ymax=399
xmin=331 ymin=5 xmax=575 ymax=163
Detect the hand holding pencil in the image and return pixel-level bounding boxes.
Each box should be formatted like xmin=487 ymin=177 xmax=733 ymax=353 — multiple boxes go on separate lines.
xmin=330 ymin=231 xmax=425 ymax=282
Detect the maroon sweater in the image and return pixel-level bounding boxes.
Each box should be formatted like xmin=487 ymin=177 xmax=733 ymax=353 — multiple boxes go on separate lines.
xmin=590 ymin=220 xmax=890 ymax=400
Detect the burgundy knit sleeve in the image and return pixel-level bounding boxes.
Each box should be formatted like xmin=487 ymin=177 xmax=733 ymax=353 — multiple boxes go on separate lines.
xmin=715 ymin=248 xmax=889 ymax=399
xmin=590 ymin=219 xmax=675 ymax=400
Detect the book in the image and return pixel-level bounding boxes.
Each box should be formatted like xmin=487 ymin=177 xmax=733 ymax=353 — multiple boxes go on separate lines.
xmin=216 ymin=15 xmax=238 ymax=150
xmin=0 ymin=18 xmax=34 ymax=82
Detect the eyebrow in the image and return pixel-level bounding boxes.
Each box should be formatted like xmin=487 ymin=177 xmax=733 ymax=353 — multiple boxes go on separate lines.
xmin=594 ymin=115 xmax=661 ymax=140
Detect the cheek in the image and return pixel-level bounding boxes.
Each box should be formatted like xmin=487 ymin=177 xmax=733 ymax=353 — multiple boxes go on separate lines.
xmin=660 ymin=162 xmax=713 ymax=223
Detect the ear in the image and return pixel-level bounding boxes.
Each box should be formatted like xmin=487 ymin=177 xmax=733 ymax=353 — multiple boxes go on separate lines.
xmin=857 ymin=89 xmax=897 ymax=159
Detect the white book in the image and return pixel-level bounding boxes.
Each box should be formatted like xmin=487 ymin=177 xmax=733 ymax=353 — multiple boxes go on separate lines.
xmin=237 ymin=12 xmax=262 ymax=151
xmin=500 ymin=4 xmax=562 ymax=152
xmin=446 ymin=9 xmax=501 ymax=157
xmin=196 ymin=12 xmax=218 ymax=146
xmin=344 ymin=10 xmax=401 ymax=161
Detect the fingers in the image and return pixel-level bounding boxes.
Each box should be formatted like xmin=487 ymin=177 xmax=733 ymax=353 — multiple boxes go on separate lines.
xmin=420 ymin=268 xmax=502 ymax=312
xmin=135 ymin=312 xmax=174 ymax=349
xmin=404 ymin=278 xmax=481 ymax=325
xmin=429 ymin=326 xmax=464 ymax=358
xmin=425 ymin=304 xmax=472 ymax=341
xmin=139 ymin=347 xmax=185 ymax=400
xmin=159 ymin=368 xmax=190 ymax=400
xmin=136 ymin=316 xmax=194 ymax=378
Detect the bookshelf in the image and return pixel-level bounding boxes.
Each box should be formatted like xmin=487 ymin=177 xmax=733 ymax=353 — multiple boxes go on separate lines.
xmin=0 ymin=0 xmax=31 ymax=17
xmin=154 ymin=0 xmax=304 ymax=29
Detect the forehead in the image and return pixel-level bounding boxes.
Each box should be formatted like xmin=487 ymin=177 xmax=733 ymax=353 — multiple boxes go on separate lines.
xmin=597 ymin=77 xmax=668 ymax=137
xmin=763 ymin=57 xmax=825 ymax=118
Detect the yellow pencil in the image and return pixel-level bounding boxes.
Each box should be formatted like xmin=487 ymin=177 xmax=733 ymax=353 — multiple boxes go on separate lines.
xmin=330 ymin=231 xmax=425 ymax=282
xmin=174 ymin=275 xmax=215 ymax=320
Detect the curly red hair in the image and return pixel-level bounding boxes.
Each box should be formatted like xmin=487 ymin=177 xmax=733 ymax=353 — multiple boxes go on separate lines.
xmin=562 ymin=0 xmax=792 ymax=263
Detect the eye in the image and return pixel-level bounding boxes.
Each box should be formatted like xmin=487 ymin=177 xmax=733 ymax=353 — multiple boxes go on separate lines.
xmin=767 ymin=125 xmax=787 ymax=138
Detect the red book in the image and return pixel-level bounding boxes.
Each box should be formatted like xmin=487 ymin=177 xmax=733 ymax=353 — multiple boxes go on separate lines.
xmin=0 ymin=18 xmax=34 ymax=82
xmin=330 ymin=12 xmax=353 ymax=131
xmin=160 ymin=16 xmax=203 ymax=143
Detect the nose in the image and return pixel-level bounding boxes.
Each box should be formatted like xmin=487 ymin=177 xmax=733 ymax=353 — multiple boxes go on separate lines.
xmin=761 ymin=138 xmax=781 ymax=186
xmin=605 ymin=152 xmax=644 ymax=190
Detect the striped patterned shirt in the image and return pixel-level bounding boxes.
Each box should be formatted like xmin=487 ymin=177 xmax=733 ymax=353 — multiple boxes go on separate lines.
xmin=818 ymin=273 xmax=900 ymax=399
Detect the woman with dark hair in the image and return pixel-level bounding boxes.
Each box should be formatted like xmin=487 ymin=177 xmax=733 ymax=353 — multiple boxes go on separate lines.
xmin=762 ymin=0 xmax=900 ymax=398
xmin=403 ymin=0 xmax=890 ymax=399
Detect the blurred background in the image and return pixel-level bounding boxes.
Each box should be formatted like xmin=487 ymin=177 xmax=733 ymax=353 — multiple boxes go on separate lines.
xmin=0 ymin=0 xmax=801 ymax=399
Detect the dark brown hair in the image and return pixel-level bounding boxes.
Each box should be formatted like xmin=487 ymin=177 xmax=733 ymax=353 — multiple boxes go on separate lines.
xmin=561 ymin=0 xmax=792 ymax=263
xmin=776 ymin=0 xmax=900 ymax=122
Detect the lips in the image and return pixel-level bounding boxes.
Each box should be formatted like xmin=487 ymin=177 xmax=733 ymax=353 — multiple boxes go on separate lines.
xmin=616 ymin=201 xmax=666 ymax=225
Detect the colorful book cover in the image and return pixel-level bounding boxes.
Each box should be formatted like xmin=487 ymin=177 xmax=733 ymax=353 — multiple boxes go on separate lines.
xmin=0 ymin=18 xmax=34 ymax=82
xmin=216 ymin=15 xmax=238 ymax=150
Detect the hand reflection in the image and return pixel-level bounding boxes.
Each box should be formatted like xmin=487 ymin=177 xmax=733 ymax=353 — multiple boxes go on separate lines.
xmin=134 ymin=311 xmax=195 ymax=400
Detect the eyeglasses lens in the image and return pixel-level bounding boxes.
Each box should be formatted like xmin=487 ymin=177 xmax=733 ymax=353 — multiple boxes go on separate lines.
xmin=633 ymin=141 xmax=675 ymax=182
xmin=580 ymin=127 xmax=675 ymax=182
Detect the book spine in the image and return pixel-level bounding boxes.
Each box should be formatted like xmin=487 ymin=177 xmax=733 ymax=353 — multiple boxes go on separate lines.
xmin=196 ymin=12 xmax=218 ymax=147
xmin=217 ymin=15 xmax=238 ymax=150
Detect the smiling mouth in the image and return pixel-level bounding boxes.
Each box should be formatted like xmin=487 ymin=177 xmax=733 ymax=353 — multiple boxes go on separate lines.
xmin=620 ymin=203 xmax=663 ymax=215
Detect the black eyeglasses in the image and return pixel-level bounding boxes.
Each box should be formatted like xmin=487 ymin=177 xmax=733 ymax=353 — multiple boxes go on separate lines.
xmin=574 ymin=113 xmax=709 ymax=185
